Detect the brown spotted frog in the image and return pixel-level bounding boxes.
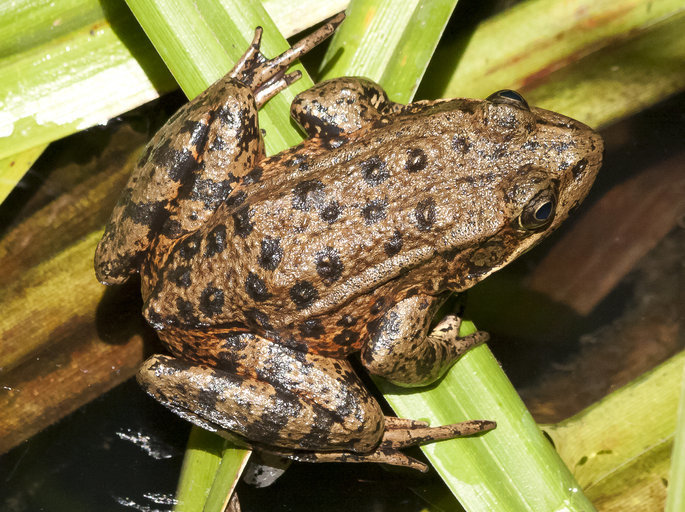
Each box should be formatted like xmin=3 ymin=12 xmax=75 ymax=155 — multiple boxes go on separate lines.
xmin=95 ymin=14 xmax=603 ymax=471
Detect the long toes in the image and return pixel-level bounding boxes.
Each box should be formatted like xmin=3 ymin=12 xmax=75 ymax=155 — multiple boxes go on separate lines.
xmin=254 ymin=70 xmax=302 ymax=107
xmin=286 ymin=446 xmax=429 ymax=472
xmin=231 ymin=12 xmax=344 ymax=91
xmin=270 ymin=12 xmax=345 ymax=70
xmin=382 ymin=419 xmax=496 ymax=449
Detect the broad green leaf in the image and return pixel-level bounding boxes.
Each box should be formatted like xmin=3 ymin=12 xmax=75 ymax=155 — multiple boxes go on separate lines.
xmin=424 ymin=0 xmax=685 ymax=102
xmin=319 ymin=0 xmax=458 ymax=102
xmin=0 ymin=144 xmax=46 ymax=203
xmin=0 ymin=0 xmax=347 ymax=200
xmin=545 ymin=351 xmax=685 ymax=511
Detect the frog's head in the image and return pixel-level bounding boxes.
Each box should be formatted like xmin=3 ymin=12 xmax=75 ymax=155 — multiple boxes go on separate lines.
xmin=428 ymin=89 xmax=603 ymax=291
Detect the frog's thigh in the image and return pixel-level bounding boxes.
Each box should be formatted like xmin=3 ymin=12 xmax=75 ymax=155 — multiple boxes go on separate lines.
xmin=94 ymin=79 xmax=262 ymax=284
xmin=361 ymin=294 xmax=489 ymax=387
xmin=138 ymin=346 xmax=384 ymax=453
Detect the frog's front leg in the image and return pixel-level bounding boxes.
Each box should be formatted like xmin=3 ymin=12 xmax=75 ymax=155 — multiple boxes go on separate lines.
xmin=290 ymin=77 xmax=400 ymax=138
xmin=362 ymin=294 xmax=489 ymax=386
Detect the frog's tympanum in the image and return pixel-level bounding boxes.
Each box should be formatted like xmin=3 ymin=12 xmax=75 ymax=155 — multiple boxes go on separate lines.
xmin=95 ymin=14 xmax=603 ymax=471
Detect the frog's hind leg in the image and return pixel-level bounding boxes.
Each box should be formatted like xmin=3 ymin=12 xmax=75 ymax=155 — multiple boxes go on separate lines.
xmin=138 ymin=333 xmax=385 ymax=454
xmin=362 ymin=293 xmax=490 ymax=387
xmin=94 ymin=14 xmax=344 ymax=285
xmin=138 ymin=332 xmax=493 ymax=471
xmin=278 ymin=416 xmax=495 ymax=471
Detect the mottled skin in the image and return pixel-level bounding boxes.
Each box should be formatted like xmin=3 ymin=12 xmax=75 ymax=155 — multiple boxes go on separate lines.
xmin=95 ymin=17 xmax=603 ymax=470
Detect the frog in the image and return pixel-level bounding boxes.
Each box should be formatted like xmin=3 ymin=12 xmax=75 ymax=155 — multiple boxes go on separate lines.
xmin=94 ymin=13 xmax=603 ymax=471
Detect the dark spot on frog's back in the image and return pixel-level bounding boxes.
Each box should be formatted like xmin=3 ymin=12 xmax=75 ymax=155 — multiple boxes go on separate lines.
xmin=292 ymin=180 xmax=325 ymax=211
xmin=405 ymin=148 xmax=427 ymax=173
xmin=319 ymin=201 xmax=341 ymax=223
xmin=199 ymin=286 xmax=224 ymax=317
xmin=290 ymin=281 xmax=319 ymax=309
xmin=414 ymin=198 xmax=436 ymax=231
xmin=315 ymin=247 xmax=344 ymax=283
xmin=176 ymin=297 xmax=198 ymax=324
xmin=204 ymin=224 xmax=227 ymax=257
xmin=299 ymin=319 xmax=325 ymax=339
xmin=384 ymin=229 xmax=403 ymax=257
xmin=333 ymin=330 xmax=359 ymax=346
xmin=190 ymin=178 xmax=233 ymax=210
xmin=153 ymin=141 xmax=202 ymax=183
xmin=233 ymin=205 xmax=254 ymax=238
xmin=258 ymin=237 xmax=283 ymax=270
xmin=123 ymin=200 xmax=167 ymax=227
xmin=168 ymin=266 xmax=192 ymax=288
xmin=361 ymin=199 xmax=387 ymax=225
xmin=360 ymin=157 xmax=389 ymax=186
xmin=245 ymin=272 xmax=272 ymax=302
xmin=176 ymin=232 xmax=202 ymax=260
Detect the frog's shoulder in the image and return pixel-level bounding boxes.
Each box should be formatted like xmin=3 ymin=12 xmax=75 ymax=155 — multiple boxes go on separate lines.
xmin=290 ymin=77 xmax=401 ymax=139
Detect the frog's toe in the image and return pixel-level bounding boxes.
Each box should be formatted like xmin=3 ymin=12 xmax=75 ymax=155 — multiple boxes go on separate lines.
xmin=253 ymin=70 xmax=302 ymax=108
xmin=381 ymin=417 xmax=497 ymax=450
xmin=229 ymin=12 xmax=344 ymax=93
xmin=271 ymin=416 xmax=496 ymax=472
xmin=274 ymin=442 xmax=429 ymax=472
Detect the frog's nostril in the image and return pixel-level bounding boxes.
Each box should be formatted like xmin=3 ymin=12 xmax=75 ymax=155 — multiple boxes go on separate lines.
xmin=570 ymin=158 xmax=588 ymax=180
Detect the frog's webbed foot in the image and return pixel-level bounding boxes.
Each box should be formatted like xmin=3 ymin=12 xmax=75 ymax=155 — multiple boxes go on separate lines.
xmin=230 ymin=12 xmax=345 ymax=107
xmin=274 ymin=416 xmax=496 ymax=472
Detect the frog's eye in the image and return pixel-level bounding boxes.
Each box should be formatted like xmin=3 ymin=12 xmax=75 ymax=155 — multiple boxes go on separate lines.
xmin=487 ymin=90 xmax=530 ymax=111
xmin=518 ymin=190 xmax=556 ymax=230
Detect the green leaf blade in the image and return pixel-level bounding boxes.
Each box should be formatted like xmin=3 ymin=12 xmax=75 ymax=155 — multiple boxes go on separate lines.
xmin=320 ymin=0 xmax=457 ymax=102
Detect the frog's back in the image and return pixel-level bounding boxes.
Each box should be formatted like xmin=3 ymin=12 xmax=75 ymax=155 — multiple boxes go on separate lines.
xmin=144 ymin=95 xmax=602 ymax=353
xmin=143 ymin=107 xmax=503 ymax=337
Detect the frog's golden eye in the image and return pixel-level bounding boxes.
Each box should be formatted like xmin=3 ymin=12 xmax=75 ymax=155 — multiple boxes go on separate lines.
xmin=487 ymin=90 xmax=530 ymax=111
xmin=518 ymin=190 xmax=556 ymax=230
